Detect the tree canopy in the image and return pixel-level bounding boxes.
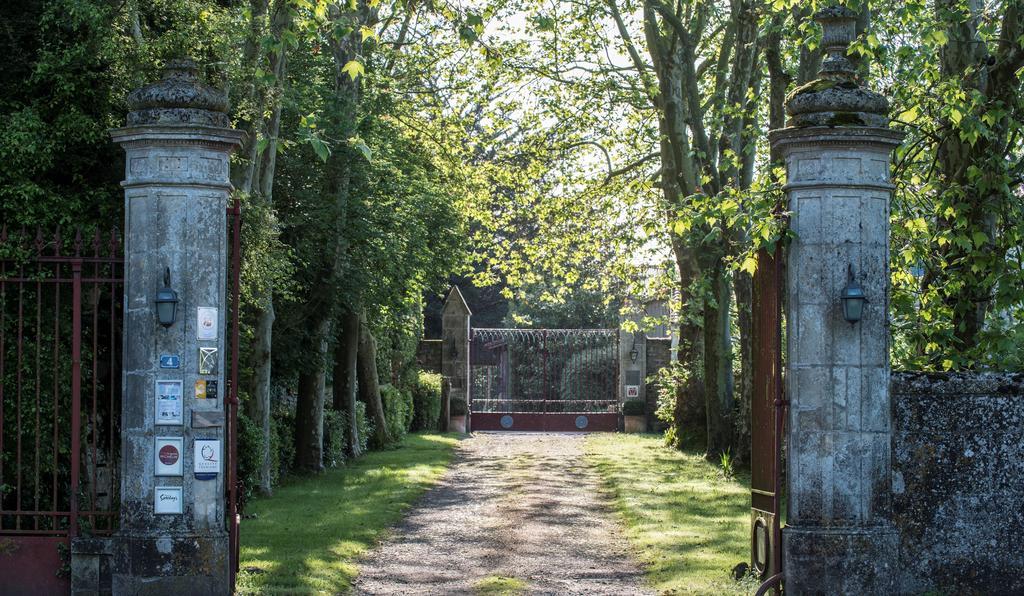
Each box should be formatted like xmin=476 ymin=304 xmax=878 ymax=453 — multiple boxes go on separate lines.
xmin=2 ymin=0 xmax=1024 ymax=472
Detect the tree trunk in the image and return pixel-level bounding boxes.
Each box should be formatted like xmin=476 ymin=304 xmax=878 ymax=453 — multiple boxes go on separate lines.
xmin=671 ymin=238 xmax=705 ymax=435
xmin=294 ymin=319 xmax=330 ymax=473
xmin=250 ymin=299 xmax=275 ymax=494
xmin=357 ymin=311 xmax=392 ymax=447
xmin=233 ymin=0 xmax=290 ymax=494
xmin=702 ymin=262 xmax=733 ymax=458
xmin=924 ymin=0 xmax=1023 ymax=355
xmin=333 ymin=309 xmax=361 ymax=457
xmin=795 ymin=5 xmax=822 ymax=85
xmin=246 ymin=14 xmax=289 ymax=492
xmin=732 ymin=270 xmax=752 ymax=464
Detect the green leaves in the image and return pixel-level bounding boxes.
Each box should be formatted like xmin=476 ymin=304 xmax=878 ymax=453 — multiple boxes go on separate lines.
xmin=348 ymin=136 xmax=372 ymax=161
xmin=341 ymin=60 xmax=364 ymax=80
xmin=309 ymin=136 xmax=330 ymax=161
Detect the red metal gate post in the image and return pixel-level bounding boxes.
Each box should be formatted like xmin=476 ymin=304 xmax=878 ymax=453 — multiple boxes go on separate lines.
xmin=228 ymin=198 xmax=242 ymax=589
xmin=751 ymin=242 xmax=784 ymax=588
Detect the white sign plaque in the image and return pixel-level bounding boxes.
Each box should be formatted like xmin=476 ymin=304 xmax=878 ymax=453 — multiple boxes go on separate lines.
xmin=625 ymin=385 xmax=640 ymax=398
xmin=155 ymin=380 xmax=183 ymax=425
xmin=197 ymin=307 xmax=218 ymax=341
xmin=194 ymin=439 xmax=221 ymax=480
xmin=154 ymin=436 xmax=183 ymax=476
xmin=154 ymin=486 xmax=183 ymax=514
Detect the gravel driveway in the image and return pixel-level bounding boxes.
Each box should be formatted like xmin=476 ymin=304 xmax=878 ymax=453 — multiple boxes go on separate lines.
xmin=353 ymin=432 xmax=651 ymax=595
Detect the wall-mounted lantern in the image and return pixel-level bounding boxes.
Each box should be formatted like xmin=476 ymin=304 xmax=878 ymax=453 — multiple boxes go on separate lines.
xmin=155 ymin=267 xmax=179 ymax=328
xmin=840 ymin=264 xmax=866 ymax=324
xmin=629 ymin=336 xmax=639 ymax=364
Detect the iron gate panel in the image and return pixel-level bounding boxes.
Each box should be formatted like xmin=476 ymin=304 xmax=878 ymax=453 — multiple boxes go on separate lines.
xmin=750 ymin=243 xmax=785 ymax=581
xmin=0 ymin=227 xmax=124 ymax=594
xmin=470 ymin=328 xmax=618 ymax=431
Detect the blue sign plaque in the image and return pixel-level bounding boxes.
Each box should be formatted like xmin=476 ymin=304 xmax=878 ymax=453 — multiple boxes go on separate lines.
xmin=159 ymin=354 xmax=181 ymax=369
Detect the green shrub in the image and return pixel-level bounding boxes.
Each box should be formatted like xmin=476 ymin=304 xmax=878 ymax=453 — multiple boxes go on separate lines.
xmin=346 ymin=401 xmax=372 ymax=456
xmin=270 ymin=407 xmax=296 ymax=484
xmin=409 ymin=371 xmax=442 ymax=431
xmin=450 ymin=397 xmax=468 ymax=416
xmin=237 ymin=411 xmax=265 ymax=501
xmin=381 ymin=384 xmax=413 ymax=443
xmin=323 ymin=409 xmax=347 ymax=468
xmin=622 ymin=399 xmax=646 ymax=416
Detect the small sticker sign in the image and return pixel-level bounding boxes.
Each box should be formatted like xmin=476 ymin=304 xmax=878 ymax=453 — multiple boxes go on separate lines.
xmin=198 ymin=347 xmax=218 ymax=374
xmin=206 ymin=380 xmax=218 ymax=401
xmin=194 ymin=379 xmax=207 ymax=399
xmin=154 ymin=486 xmax=183 ymax=514
xmin=194 ymin=439 xmax=221 ymax=480
xmin=155 ymin=380 xmax=183 ymax=425
xmin=159 ymin=354 xmax=180 ymax=369
xmin=625 ymin=385 xmax=640 ymax=398
xmin=154 ymin=437 xmax=183 ymax=476
xmin=197 ymin=307 xmax=218 ymax=341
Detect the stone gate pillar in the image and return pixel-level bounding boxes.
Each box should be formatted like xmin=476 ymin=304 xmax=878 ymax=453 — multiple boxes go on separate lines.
xmin=619 ymin=303 xmax=647 ymax=424
xmin=110 ymin=60 xmax=244 ymax=594
xmin=441 ymin=286 xmax=471 ymax=432
xmin=768 ymin=8 xmax=903 ymax=594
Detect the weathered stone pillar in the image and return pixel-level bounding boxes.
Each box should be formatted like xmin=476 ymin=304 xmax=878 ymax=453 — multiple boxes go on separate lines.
xmin=619 ymin=304 xmax=647 ymax=423
xmin=110 ymin=60 xmax=243 ymax=594
xmin=769 ymin=8 xmax=903 ymax=594
xmin=441 ymin=286 xmax=471 ymax=432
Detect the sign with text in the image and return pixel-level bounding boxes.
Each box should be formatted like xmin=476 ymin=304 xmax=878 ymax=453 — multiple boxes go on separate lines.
xmin=155 ymin=380 xmax=183 ymax=425
xmin=159 ymin=354 xmax=180 ymax=369
xmin=194 ymin=439 xmax=220 ymax=480
xmin=625 ymin=385 xmax=640 ymax=398
xmin=154 ymin=486 xmax=183 ymax=514
xmin=154 ymin=437 xmax=183 ymax=476
xmin=197 ymin=307 xmax=218 ymax=341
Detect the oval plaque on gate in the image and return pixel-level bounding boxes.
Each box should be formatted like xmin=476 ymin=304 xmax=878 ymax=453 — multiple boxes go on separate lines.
xmin=575 ymin=415 xmax=589 ymax=429
xmin=500 ymin=415 xmax=514 ymax=429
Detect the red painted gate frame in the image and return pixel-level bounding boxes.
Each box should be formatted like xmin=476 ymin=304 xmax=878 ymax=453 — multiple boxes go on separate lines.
xmin=0 ymin=227 xmax=123 ymax=594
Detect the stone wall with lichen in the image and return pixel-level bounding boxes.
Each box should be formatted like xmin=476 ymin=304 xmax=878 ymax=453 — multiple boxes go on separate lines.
xmin=892 ymin=372 xmax=1024 ymax=595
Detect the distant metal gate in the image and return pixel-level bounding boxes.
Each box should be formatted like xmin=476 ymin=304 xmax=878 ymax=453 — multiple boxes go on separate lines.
xmin=0 ymin=227 xmax=124 ymax=594
xmin=470 ymin=329 xmax=619 ymax=432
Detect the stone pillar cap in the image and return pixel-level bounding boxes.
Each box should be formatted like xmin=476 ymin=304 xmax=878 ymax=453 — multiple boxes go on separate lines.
xmin=125 ymin=59 xmax=231 ymax=128
xmin=783 ymin=5 xmax=889 ymax=128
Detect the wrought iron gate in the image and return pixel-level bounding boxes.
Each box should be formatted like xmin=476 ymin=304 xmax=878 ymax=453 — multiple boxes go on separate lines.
xmin=0 ymin=227 xmax=124 ymax=594
xmin=470 ymin=328 xmax=619 ymax=431
xmin=0 ymin=202 xmax=242 ymax=594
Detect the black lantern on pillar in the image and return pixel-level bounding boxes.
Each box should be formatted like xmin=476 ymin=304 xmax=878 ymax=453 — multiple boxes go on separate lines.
xmin=155 ymin=267 xmax=179 ymax=328
xmin=840 ymin=264 xmax=866 ymax=324
xmin=629 ymin=338 xmax=639 ymax=364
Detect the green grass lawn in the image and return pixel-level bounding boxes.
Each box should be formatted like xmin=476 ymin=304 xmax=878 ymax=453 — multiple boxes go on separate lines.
xmin=585 ymin=433 xmax=758 ymax=595
xmin=236 ymin=433 xmax=459 ymax=594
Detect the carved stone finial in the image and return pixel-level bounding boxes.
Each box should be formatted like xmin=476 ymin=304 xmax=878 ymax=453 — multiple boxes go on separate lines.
xmin=817 ymin=6 xmax=858 ymax=82
xmin=783 ymin=5 xmax=889 ymax=128
xmin=126 ymin=59 xmax=230 ymax=127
